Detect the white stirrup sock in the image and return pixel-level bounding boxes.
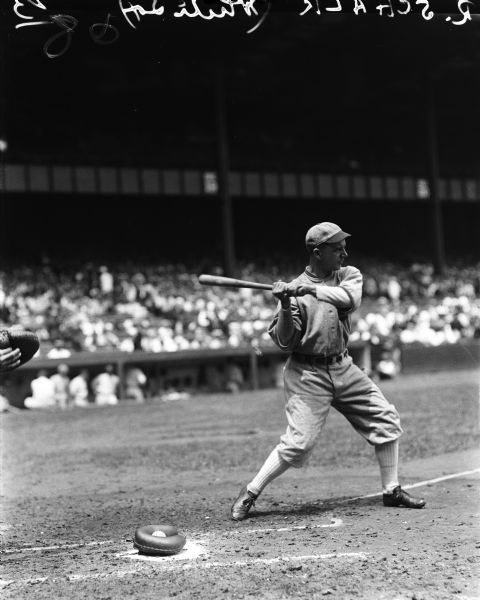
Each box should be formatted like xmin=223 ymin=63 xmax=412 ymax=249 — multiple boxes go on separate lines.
xmin=247 ymin=449 xmax=290 ymax=496
xmin=375 ymin=439 xmax=400 ymax=494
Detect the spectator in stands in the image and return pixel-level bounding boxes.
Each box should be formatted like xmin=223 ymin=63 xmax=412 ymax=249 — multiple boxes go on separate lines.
xmin=0 ymin=259 xmax=478 ymax=358
xmin=374 ymin=340 xmax=401 ymax=380
xmin=47 ymin=339 xmax=72 ymax=359
xmin=69 ymin=369 xmax=90 ymax=407
xmin=50 ymin=363 xmax=71 ymax=409
xmin=99 ymin=265 xmax=114 ymax=298
xmin=125 ymin=366 xmax=147 ymax=403
xmin=24 ymin=369 xmax=55 ymax=409
xmin=0 ymin=392 xmax=12 ymax=412
xmin=92 ymin=364 xmax=119 ymax=406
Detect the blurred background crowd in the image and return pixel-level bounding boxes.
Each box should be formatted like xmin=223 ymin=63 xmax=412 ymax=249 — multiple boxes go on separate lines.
xmin=0 ymin=258 xmax=478 ymax=358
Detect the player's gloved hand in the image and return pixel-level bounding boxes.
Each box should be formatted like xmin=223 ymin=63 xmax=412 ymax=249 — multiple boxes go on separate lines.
xmin=286 ymin=283 xmax=317 ymax=297
xmin=272 ymin=281 xmax=291 ymax=309
xmin=0 ymin=347 xmax=22 ymax=373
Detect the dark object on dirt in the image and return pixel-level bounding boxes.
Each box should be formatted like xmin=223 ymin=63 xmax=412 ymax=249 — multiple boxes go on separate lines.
xmin=133 ymin=524 xmax=187 ymax=556
xmin=0 ymin=329 xmax=40 ymax=366
xmin=383 ymin=486 xmax=426 ymax=509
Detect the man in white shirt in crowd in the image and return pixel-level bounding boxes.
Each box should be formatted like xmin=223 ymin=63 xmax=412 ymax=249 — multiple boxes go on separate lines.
xmin=92 ymin=364 xmax=119 ymax=406
xmin=125 ymin=366 xmax=147 ymax=403
xmin=99 ymin=265 xmax=114 ymax=297
xmin=24 ymin=369 xmax=55 ymax=409
xmin=69 ymin=369 xmax=90 ymax=407
xmin=50 ymin=363 xmax=71 ymax=409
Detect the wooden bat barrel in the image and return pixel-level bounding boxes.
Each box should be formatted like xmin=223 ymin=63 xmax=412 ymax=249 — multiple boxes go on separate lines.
xmin=198 ymin=274 xmax=273 ymax=291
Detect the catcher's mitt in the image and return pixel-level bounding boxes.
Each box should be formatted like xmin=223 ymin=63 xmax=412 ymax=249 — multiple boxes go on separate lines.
xmin=133 ymin=524 xmax=187 ymax=556
xmin=0 ymin=329 xmax=40 ymax=367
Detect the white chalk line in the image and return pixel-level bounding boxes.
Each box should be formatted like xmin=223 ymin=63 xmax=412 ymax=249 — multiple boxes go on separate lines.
xmin=0 ymin=539 xmax=116 ymax=555
xmin=341 ymin=467 xmax=480 ymax=503
xmin=1 ymin=519 xmax=343 ymax=556
xmin=181 ymin=551 xmax=369 ymax=571
xmin=3 ymin=467 xmax=477 ymax=556
xmin=237 ymin=517 xmax=343 ymax=534
xmin=117 ymin=540 xmax=207 ymax=563
xmin=114 ymin=521 xmax=343 ymax=565
xmin=0 ymin=551 xmax=369 ymax=586
xmin=2 ymin=468 xmax=477 ymax=586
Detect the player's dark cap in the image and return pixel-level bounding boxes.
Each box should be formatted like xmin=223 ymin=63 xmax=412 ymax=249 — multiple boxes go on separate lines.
xmin=305 ymin=222 xmax=351 ymax=249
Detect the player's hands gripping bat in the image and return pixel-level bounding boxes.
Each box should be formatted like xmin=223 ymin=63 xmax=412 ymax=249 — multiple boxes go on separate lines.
xmin=286 ymin=283 xmax=317 ymax=297
xmin=199 ymin=274 xmax=317 ymax=298
xmin=272 ymin=282 xmax=317 ymax=308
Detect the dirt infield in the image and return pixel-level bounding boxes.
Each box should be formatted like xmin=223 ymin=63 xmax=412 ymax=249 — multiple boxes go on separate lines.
xmin=1 ymin=368 xmax=479 ymax=599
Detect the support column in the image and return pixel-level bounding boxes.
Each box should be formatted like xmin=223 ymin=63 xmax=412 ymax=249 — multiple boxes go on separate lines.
xmin=215 ymin=61 xmax=236 ymax=277
xmin=426 ymin=76 xmax=445 ymax=275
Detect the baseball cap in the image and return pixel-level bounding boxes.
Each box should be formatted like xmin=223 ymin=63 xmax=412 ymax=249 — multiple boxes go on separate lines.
xmin=305 ymin=222 xmax=351 ymax=249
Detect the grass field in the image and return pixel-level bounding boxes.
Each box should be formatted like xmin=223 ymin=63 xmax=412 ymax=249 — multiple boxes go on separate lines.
xmin=1 ymin=368 xmax=479 ymax=599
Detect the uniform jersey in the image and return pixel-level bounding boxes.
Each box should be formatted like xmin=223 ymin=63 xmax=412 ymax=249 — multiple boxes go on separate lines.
xmin=69 ymin=375 xmax=89 ymax=405
xmin=267 ymin=264 xmax=402 ymax=467
xmin=268 ymin=265 xmax=363 ymax=356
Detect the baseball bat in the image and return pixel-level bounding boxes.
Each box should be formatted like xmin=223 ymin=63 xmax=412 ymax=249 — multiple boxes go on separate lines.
xmin=199 ymin=274 xmax=273 ymax=291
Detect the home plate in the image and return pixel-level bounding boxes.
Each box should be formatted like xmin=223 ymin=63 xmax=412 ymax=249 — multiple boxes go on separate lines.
xmin=117 ymin=540 xmax=207 ymax=563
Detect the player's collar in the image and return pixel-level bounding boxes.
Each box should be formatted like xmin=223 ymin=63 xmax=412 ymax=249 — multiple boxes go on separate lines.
xmin=304 ymin=266 xmax=336 ymax=283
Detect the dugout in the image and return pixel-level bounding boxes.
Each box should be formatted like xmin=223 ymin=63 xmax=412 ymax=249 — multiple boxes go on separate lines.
xmin=2 ymin=339 xmax=479 ymax=409
xmin=2 ymin=340 xmax=371 ymax=408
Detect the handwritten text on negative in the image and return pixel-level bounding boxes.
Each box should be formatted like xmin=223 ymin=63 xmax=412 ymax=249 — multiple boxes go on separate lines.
xmin=13 ymin=0 xmax=476 ymax=59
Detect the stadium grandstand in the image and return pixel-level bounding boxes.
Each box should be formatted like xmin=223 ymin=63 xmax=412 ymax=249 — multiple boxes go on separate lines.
xmin=0 ymin=5 xmax=479 ymax=407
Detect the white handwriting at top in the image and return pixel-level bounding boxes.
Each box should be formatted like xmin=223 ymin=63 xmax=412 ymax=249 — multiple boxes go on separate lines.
xmin=14 ymin=0 xmax=47 ymax=20
xmin=300 ymin=0 xmax=344 ymax=15
xmin=450 ymin=0 xmax=472 ymax=25
xmin=118 ymin=0 xmax=165 ymax=29
xmin=173 ymin=0 xmax=258 ymax=20
xmin=415 ymin=0 xmax=433 ymax=20
xmin=118 ymin=0 xmax=259 ymax=26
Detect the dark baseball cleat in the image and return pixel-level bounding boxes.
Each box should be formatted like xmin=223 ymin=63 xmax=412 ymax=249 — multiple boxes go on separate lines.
xmin=383 ymin=486 xmax=426 ymax=509
xmin=231 ymin=486 xmax=258 ymax=521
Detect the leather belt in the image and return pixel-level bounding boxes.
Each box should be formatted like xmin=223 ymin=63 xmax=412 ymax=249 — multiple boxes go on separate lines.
xmin=292 ymin=349 xmax=348 ymax=366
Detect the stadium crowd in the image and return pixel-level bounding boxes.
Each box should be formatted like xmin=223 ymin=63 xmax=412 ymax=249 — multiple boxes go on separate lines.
xmin=0 ymin=259 xmax=478 ymax=358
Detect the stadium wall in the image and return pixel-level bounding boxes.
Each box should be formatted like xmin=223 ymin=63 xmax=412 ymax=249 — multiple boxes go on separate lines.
xmin=2 ymin=341 xmax=478 ymax=409
xmin=400 ymin=340 xmax=480 ymax=374
xmin=2 ymin=342 xmax=369 ymax=408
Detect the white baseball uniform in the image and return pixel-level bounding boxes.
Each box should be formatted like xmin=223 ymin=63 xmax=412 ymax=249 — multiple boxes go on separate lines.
xmin=268 ymin=265 xmax=403 ymax=467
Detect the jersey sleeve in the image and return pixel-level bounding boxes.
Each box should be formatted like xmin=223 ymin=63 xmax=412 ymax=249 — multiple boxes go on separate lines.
xmin=337 ymin=266 xmax=363 ymax=314
xmin=267 ymin=299 xmax=303 ymax=351
xmin=314 ymin=266 xmax=363 ymax=314
xmin=314 ymin=286 xmax=351 ymax=308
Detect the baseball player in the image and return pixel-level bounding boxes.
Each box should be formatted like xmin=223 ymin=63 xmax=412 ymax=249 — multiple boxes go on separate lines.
xmin=50 ymin=363 xmax=71 ymax=409
xmin=231 ymin=222 xmax=425 ymax=521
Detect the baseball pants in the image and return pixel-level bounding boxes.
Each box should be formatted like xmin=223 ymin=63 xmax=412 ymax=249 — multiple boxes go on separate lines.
xmin=276 ymin=353 xmax=403 ymax=467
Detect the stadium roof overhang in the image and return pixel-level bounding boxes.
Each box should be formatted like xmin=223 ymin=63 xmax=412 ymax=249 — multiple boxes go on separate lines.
xmin=2 ymin=3 xmax=480 ymax=172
